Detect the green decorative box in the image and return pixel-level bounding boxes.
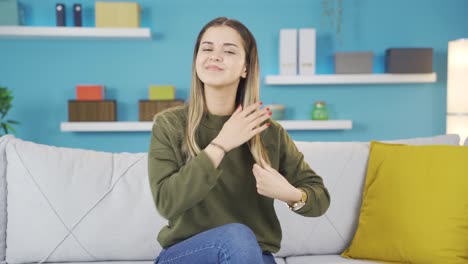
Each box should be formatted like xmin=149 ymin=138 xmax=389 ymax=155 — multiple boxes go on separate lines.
xmin=0 ymin=0 xmax=21 ymax=25
xmin=149 ymin=85 xmax=175 ymax=100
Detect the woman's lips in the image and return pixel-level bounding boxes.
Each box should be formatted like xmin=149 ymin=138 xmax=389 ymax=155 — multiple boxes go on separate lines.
xmin=206 ymin=65 xmax=223 ymax=71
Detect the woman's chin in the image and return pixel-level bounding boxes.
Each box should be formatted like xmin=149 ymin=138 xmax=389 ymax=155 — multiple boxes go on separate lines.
xmin=202 ymin=80 xmax=232 ymax=89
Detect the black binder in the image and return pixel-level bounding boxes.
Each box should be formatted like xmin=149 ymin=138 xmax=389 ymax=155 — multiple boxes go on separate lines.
xmin=56 ymin=3 xmax=65 ymax=26
xmin=73 ymin=4 xmax=82 ymax=27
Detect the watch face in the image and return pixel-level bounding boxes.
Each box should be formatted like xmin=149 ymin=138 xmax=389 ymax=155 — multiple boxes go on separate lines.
xmin=292 ymin=201 xmax=306 ymax=211
xmin=300 ymin=189 xmax=308 ymax=203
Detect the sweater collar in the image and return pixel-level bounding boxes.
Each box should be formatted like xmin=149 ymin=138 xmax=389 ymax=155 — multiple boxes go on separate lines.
xmin=200 ymin=111 xmax=231 ymax=130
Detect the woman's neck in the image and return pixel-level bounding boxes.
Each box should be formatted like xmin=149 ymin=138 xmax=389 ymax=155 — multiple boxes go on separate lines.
xmin=204 ymin=84 xmax=238 ymax=116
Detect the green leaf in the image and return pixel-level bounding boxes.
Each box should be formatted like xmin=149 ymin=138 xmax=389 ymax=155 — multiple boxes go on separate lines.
xmin=0 ymin=86 xmax=16 ymax=126
xmin=5 ymin=123 xmax=15 ymax=134
xmin=6 ymin=119 xmax=19 ymax=124
xmin=1 ymin=123 xmax=7 ymax=135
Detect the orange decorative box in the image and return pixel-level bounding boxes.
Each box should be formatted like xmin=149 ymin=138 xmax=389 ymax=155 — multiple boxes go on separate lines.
xmin=76 ymin=85 xmax=105 ymax=100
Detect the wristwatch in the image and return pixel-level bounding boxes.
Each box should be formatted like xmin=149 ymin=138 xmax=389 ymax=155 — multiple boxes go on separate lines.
xmin=287 ymin=188 xmax=308 ymax=211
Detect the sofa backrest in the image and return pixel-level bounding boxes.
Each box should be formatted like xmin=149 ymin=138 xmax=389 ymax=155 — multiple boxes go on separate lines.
xmin=0 ymin=134 xmax=461 ymax=262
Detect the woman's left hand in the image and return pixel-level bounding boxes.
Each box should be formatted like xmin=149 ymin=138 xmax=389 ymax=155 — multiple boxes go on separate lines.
xmin=252 ymin=158 xmax=300 ymax=203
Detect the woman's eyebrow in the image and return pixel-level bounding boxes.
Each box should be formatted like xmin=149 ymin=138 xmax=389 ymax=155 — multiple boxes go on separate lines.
xmin=201 ymin=41 xmax=239 ymax=48
xmin=224 ymin=43 xmax=239 ymax=48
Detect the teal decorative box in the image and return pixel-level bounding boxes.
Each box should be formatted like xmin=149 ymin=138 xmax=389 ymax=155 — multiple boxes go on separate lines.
xmin=0 ymin=0 xmax=20 ymax=25
xmin=265 ymin=104 xmax=285 ymax=120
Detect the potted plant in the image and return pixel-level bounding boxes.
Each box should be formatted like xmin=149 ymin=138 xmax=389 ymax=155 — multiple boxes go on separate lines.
xmin=322 ymin=0 xmax=343 ymax=45
xmin=0 ymin=85 xmax=19 ymax=136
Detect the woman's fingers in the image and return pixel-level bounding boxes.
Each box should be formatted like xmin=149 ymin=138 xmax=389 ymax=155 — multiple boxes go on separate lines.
xmin=250 ymin=122 xmax=270 ymax=137
xmin=245 ymin=107 xmax=270 ymax=123
xmin=239 ymin=101 xmax=263 ymax=118
xmin=247 ymin=111 xmax=271 ymax=130
xmin=232 ymin=104 xmax=243 ymax=116
xmin=217 ymin=102 xmax=271 ymax=152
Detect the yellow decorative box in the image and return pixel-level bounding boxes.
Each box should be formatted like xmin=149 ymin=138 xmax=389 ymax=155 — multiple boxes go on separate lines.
xmin=95 ymin=2 xmax=140 ymax=28
xmin=149 ymin=85 xmax=176 ymax=100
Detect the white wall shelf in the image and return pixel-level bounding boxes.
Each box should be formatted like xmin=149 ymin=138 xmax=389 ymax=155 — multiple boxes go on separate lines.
xmin=265 ymin=73 xmax=437 ymax=85
xmin=0 ymin=26 xmax=151 ymax=39
xmin=60 ymin=120 xmax=353 ymax=132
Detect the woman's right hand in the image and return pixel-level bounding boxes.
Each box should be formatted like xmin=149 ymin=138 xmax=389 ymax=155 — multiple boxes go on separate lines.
xmin=212 ymin=102 xmax=272 ymax=152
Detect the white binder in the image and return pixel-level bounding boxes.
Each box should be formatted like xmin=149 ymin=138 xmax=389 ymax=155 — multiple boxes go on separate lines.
xmin=279 ymin=29 xmax=298 ymax=75
xmin=299 ymin=28 xmax=316 ymax=75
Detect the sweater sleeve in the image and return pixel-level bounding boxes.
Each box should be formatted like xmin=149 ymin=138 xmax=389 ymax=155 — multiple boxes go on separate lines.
xmin=277 ymin=126 xmax=331 ymax=217
xmin=148 ymin=121 xmax=223 ymax=219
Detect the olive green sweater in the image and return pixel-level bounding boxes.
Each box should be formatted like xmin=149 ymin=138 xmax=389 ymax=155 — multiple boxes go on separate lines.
xmin=148 ymin=106 xmax=330 ymax=253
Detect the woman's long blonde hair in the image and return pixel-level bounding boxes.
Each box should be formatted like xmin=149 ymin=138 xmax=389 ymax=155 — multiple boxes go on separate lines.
xmin=157 ymin=17 xmax=271 ymax=167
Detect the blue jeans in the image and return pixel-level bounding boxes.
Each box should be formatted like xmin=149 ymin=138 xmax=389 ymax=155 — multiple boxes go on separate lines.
xmin=154 ymin=223 xmax=277 ymax=264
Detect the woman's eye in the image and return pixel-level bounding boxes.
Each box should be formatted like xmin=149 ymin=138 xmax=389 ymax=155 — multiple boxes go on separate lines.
xmin=225 ymin=51 xmax=235 ymax=54
xmin=202 ymin=48 xmax=212 ymax=52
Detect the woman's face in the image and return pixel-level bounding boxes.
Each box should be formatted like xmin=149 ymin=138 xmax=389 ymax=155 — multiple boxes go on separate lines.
xmin=195 ymin=26 xmax=247 ymax=89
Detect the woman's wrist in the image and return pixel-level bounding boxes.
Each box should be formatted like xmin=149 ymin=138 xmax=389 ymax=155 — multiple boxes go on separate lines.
xmin=209 ymin=141 xmax=228 ymax=154
xmin=285 ymin=187 xmax=303 ymax=206
xmin=211 ymin=138 xmax=230 ymax=152
xmin=204 ymin=142 xmax=226 ymax=168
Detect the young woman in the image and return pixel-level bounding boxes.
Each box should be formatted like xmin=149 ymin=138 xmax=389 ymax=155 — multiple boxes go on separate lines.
xmin=148 ymin=17 xmax=331 ymax=264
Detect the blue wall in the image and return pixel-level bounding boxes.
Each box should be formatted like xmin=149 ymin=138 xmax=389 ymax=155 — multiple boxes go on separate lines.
xmin=1 ymin=0 xmax=467 ymax=152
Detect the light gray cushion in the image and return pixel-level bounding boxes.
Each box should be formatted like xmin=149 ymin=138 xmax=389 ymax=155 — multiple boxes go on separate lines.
xmin=381 ymin=133 xmax=460 ymax=145
xmin=276 ymin=258 xmax=286 ymax=264
xmin=274 ymin=134 xmax=461 ymax=258
xmin=465 ymin=137 xmax=468 ymax=146
xmin=0 ymin=135 xmax=14 ymax=262
xmin=286 ymin=255 xmax=378 ymax=264
xmin=275 ymin=142 xmax=369 ymax=257
xmin=5 ymin=136 xmax=164 ymax=263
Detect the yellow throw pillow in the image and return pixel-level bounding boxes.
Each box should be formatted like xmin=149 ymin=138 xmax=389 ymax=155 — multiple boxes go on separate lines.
xmin=341 ymin=141 xmax=468 ymax=264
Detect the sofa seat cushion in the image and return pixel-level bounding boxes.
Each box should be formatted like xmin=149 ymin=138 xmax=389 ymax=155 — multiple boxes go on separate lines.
xmin=276 ymin=257 xmax=286 ymax=264
xmin=286 ymin=255 xmax=377 ymax=263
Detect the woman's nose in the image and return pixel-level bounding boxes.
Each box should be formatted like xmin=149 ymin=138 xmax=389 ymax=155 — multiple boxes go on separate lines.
xmin=209 ymin=50 xmax=223 ymax=61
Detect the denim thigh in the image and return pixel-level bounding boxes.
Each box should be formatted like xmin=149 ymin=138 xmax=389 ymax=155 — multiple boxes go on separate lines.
xmin=154 ymin=223 xmax=276 ymax=264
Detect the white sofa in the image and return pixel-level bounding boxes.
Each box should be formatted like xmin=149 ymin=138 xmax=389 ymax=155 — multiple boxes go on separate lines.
xmin=0 ymin=134 xmax=465 ymax=264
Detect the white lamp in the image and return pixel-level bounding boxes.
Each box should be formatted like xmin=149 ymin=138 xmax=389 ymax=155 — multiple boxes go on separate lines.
xmin=447 ymin=39 xmax=468 ymax=144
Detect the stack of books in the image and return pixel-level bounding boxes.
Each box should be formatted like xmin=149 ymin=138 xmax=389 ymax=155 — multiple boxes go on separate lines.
xmin=68 ymin=85 xmax=116 ymax=122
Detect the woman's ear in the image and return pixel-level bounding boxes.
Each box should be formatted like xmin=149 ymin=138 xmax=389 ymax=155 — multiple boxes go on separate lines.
xmin=241 ymin=65 xmax=248 ymax=78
